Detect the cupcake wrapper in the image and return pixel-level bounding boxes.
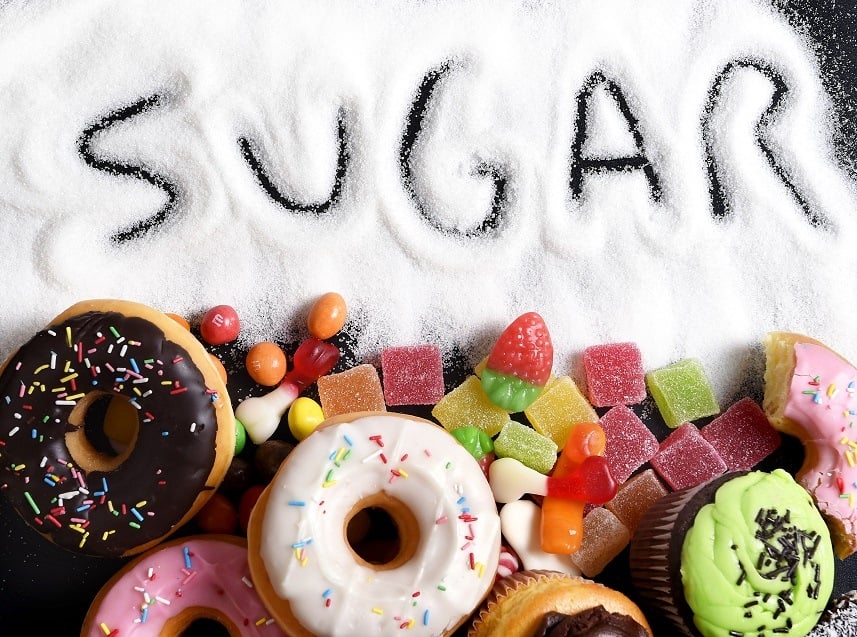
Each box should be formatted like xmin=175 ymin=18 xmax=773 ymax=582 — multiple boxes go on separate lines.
xmin=629 ymin=473 xmax=738 ymax=637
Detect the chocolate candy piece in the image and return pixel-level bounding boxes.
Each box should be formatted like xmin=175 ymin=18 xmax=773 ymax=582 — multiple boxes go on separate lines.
xmin=254 ymin=439 xmax=295 ymax=484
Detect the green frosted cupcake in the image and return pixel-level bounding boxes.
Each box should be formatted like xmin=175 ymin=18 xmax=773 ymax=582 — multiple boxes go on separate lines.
xmin=630 ymin=469 xmax=834 ymax=637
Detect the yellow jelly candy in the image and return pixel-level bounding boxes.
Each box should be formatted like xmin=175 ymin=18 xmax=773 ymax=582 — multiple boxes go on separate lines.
xmin=288 ymin=396 xmax=325 ymax=441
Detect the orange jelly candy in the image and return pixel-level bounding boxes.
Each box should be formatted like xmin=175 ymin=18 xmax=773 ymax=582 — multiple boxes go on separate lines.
xmin=245 ymin=341 xmax=288 ymax=386
xmin=307 ymin=292 xmax=347 ymax=340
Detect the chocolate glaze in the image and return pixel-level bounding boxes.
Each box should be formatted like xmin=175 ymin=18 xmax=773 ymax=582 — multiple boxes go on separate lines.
xmin=533 ymin=607 xmax=648 ymax=637
xmin=0 ymin=311 xmax=219 ymax=557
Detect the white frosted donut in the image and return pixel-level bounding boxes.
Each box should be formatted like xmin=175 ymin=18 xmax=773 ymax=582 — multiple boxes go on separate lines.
xmin=248 ymin=412 xmax=501 ymax=637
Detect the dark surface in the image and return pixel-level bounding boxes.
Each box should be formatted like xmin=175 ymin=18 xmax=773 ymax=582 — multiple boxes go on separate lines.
xmin=2 ymin=1 xmax=857 ymax=635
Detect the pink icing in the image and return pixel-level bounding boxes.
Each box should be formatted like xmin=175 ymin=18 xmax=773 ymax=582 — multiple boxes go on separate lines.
xmin=785 ymin=342 xmax=857 ymax=539
xmin=86 ymin=537 xmax=285 ymax=636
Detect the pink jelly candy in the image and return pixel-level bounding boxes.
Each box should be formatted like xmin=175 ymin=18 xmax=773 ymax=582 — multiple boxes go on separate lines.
xmin=582 ymin=342 xmax=646 ymax=407
xmin=650 ymin=422 xmax=727 ymax=490
xmin=381 ymin=344 xmax=445 ymax=406
xmin=599 ymin=405 xmax=659 ymax=484
xmin=288 ymin=337 xmax=341 ymax=391
xmin=700 ymin=397 xmax=781 ymax=471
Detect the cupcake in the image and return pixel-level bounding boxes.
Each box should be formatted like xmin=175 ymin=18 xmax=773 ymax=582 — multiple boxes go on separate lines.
xmin=630 ymin=469 xmax=834 ymax=637
xmin=468 ymin=569 xmax=652 ymax=637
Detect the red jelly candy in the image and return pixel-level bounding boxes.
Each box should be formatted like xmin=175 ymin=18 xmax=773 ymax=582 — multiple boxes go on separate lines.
xmin=700 ymin=397 xmax=781 ymax=471
xmin=200 ymin=304 xmax=240 ymax=345
xmin=286 ymin=337 xmax=340 ymax=391
xmin=545 ymin=455 xmax=618 ymax=504
xmin=650 ymin=422 xmax=727 ymax=490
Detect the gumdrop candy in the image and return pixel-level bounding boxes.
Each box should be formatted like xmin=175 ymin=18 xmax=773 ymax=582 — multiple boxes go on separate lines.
xmin=524 ymin=376 xmax=598 ymax=449
xmin=493 ymin=420 xmax=558 ymax=475
xmin=650 ymin=422 xmax=727 ymax=490
xmin=582 ymin=342 xmax=646 ymax=407
xmin=451 ymin=425 xmax=494 ymax=460
xmin=645 ymin=358 xmax=720 ymax=428
xmin=317 ymin=364 xmax=386 ymax=418
xmin=482 ymin=312 xmax=553 ymax=412
xmin=700 ymin=397 xmax=781 ymax=471
xmin=570 ymin=507 xmax=630 ymax=577
xmin=432 ymin=375 xmax=510 ymax=437
xmin=599 ymin=405 xmax=659 ymax=484
xmin=605 ymin=469 xmax=667 ymax=533
xmin=381 ymin=344 xmax=445 ymax=406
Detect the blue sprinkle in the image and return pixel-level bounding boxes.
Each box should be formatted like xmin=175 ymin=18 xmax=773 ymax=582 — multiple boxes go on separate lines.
xmin=183 ymin=546 xmax=192 ymax=569
xmin=343 ymin=434 xmax=354 ymax=447
xmin=93 ymin=491 xmax=105 ymax=497
xmin=813 ymin=393 xmax=823 ymax=404
xmin=288 ymin=500 xmax=306 ymax=507
xmin=102 ymin=477 xmax=109 ymax=493
xmin=322 ymin=588 xmax=333 ymax=598
xmin=31 ymin=428 xmax=37 ymax=439
xmin=43 ymin=477 xmax=56 ymax=487
xmin=130 ymin=358 xmax=140 ymax=374
xmin=291 ymin=538 xmax=314 ymax=549
xmin=141 ymin=606 xmax=149 ymax=623
xmin=456 ymin=496 xmax=466 ymax=505
xmin=131 ymin=508 xmax=144 ymax=522
xmin=76 ymin=504 xmax=90 ymax=512
xmin=161 ymin=431 xmax=170 ymax=436
xmin=423 ymin=609 xmax=430 ymax=626
xmin=328 ymin=450 xmax=337 ymax=461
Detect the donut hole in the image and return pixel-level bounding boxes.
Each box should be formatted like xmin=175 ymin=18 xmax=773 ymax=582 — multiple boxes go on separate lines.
xmin=65 ymin=392 xmax=140 ymax=473
xmin=345 ymin=493 xmax=420 ymax=570
xmin=164 ymin=610 xmax=237 ymax=636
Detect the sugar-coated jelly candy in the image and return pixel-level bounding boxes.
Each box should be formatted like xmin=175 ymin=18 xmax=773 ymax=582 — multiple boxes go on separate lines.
xmin=489 ymin=456 xmax=617 ymax=504
xmin=432 ymin=376 xmax=510 ymax=437
xmin=307 ymin=292 xmax=347 ymax=340
xmin=604 ymin=469 xmax=667 ymax=533
xmin=381 ymin=344 xmax=445 ymax=406
xmin=650 ymin=422 xmax=727 ymax=490
xmin=646 ymin=358 xmax=720 ymax=428
xmin=451 ymin=425 xmax=494 ymax=460
xmin=195 ymin=493 xmax=239 ymax=535
xmin=599 ymin=405 xmax=659 ymax=484
xmin=288 ymin=396 xmax=325 ymax=441
xmin=235 ymin=337 xmax=340 ymax=444
xmin=700 ymin=397 xmax=781 ymax=470
xmin=493 ymin=420 xmax=558 ymax=475
xmin=569 ymin=507 xmax=630 ymax=577
xmin=482 ymin=312 xmax=553 ymax=412
xmin=582 ymin=342 xmax=646 ymax=407
xmin=317 ymin=363 xmax=386 ymax=417
xmin=200 ymin=304 xmax=240 ymax=345
xmin=245 ymin=341 xmax=287 ymax=386
xmin=525 ymin=376 xmax=599 ymax=449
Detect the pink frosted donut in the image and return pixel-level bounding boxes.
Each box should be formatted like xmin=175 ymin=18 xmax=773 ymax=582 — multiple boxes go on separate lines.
xmin=81 ymin=535 xmax=285 ymax=637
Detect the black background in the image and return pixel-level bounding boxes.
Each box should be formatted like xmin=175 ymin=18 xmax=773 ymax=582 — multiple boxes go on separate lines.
xmin=2 ymin=2 xmax=857 ymax=634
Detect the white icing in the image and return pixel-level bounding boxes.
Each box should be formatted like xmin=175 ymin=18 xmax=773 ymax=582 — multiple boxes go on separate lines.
xmin=259 ymin=414 xmax=501 ymax=637
xmin=498 ymin=500 xmax=581 ymax=577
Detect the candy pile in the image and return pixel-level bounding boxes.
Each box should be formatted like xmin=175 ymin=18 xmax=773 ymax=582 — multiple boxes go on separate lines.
xmin=184 ymin=297 xmax=784 ymax=582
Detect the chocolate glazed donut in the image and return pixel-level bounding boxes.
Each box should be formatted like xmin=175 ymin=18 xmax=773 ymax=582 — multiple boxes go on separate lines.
xmin=0 ymin=300 xmax=234 ymax=557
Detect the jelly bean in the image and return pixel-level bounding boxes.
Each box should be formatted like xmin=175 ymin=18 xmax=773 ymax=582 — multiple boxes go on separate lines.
xmin=245 ymin=341 xmax=287 ymax=386
xmin=239 ymin=485 xmax=266 ymax=534
xmin=307 ymin=292 xmax=347 ymax=340
xmin=288 ymin=396 xmax=324 ymax=441
xmin=166 ymin=312 xmax=191 ymax=331
xmin=200 ymin=304 xmax=240 ymax=345
xmin=489 ymin=456 xmax=617 ymax=504
xmin=208 ymin=353 xmax=228 ymax=384
xmin=234 ymin=418 xmax=247 ymax=455
xmin=195 ymin=492 xmax=239 ymax=535
xmin=451 ymin=425 xmax=494 ymax=460
xmin=254 ymin=439 xmax=295 ymax=484
xmin=236 ymin=338 xmax=340 ymax=444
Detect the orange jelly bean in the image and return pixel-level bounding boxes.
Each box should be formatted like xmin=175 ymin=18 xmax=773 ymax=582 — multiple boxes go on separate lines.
xmin=307 ymin=292 xmax=347 ymax=340
xmin=540 ymin=422 xmax=606 ymax=554
xmin=245 ymin=341 xmax=287 ymax=386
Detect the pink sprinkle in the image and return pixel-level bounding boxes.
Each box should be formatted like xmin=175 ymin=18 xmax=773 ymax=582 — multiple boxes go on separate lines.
xmin=182 ymin=571 xmax=197 ymax=585
xmin=460 ymin=542 xmax=472 ymax=551
xmin=173 ymin=356 xmax=184 ymax=364
xmin=170 ymin=386 xmax=188 ymax=395
xmin=400 ymin=453 xmax=409 ymax=462
xmin=424 ymin=449 xmax=432 ymax=457
xmin=435 ymin=516 xmax=448 ymax=525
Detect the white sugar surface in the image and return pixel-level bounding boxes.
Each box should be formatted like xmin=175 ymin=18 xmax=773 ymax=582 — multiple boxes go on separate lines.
xmin=0 ymin=0 xmax=854 ymax=403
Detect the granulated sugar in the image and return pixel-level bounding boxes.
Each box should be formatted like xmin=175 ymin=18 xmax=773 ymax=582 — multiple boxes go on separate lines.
xmin=0 ymin=0 xmax=854 ymax=403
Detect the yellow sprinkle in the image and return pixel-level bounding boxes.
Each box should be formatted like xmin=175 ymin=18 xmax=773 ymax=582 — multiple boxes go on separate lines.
xmin=398 ymin=469 xmax=409 ymax=478
xmin=69 ymin=524 xmax=85 ymax=534
xmin=847 ymin=451 xmax=855 ymax=468
xmin=301 ymin=557 xmax=308 ymax=567
xmin=60 ymin=373 xmax=78 ymax=383
xmin=136 ymin=500 xmax=147 ymax=508
xmin=79 ymin=531 xmax=89 ymax=548
xmin=322 ymin=480 xmax=337 ymax=488
xmin=66 ymin=326 xmax=73 ymax=348
xmin=849 ymin=440 xmax=857 ymax=450
xmin=476 ymin=562 xmax=485 ymax=578
xmin=65 ymin=393 xmax=86 ymax=401
xmin=161 ymin=381 xmax=172 ymax=386
xmin=335 ymin=447 xmax=347 ymax=462
xmin=255 ymin=617 xmax=267 ymax=627
xmin=108 ymin=501 xmax=115 ymax=513
xmin=134 ymin=387 xmax=142 ymax=397
xmin=372 ymin=608 xmax=384 ymax=615
xmin=64 ymin=360 xmax=71 ymax=373
xmin=51 ymin=387 xmax=64 ymax=393
xmin=100 ymin=623 xmax=111 ymax=636
xmin=828 ymin=384 xmax=838 ymax=398
xmin=34 ymin=364 xmax=48 ymax=375
xmin=842 ymin=436 xmax=851 ymax=446
xmin=13 ymin=464 xmax=25 ymax=471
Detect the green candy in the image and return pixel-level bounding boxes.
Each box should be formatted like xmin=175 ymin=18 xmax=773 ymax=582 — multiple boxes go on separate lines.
xmin=451 ymin=426 xmax=494 ymax=460
xmin=234 ymin=417 xmax=247 ymax=455
xmin=646 ymin=358 xmax=719 ymax=428
xmin=493 ymin=420 xmax=557 ymax=475
xmin=481 ymin=368 xmax=545 ymax=413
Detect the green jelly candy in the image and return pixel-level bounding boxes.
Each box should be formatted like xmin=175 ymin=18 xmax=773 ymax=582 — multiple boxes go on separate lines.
xmin=481 ymin=368 xmax=544 ymax=413
xmin=234 ymin=418 xmax=247 ymax=455
xmin=646 ymin=358 xmax=720 ymax=428
xmin=493 ymin=420 xmax=558 ymax=475
xmin=451 ymin=426 xmax=494 ymax=460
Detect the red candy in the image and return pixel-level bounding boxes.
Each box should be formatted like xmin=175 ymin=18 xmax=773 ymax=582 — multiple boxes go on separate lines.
xmin=381 ymin=344 xmax=445 ymax=406
xmin=599 ymin=405 xmax=659 ymax=484
xmin=701 ymin=397 xmax=781 ymax=471
xmin=200 ymin=304 xmax=240 ymax=345
xmin=650 ymin=422 xmax=727 ymax=490
xmin=286 ymin=337 xmax=340 ymax=391
xmin=583 ymin=342 xmax=646 ymax=407
xmin=195 ymin=493 xmax=238 ymax=535
xmin=544 ymin=455 xmax=617 ymax=504
xmin=238 ymin=485 xmax=266 ymax=534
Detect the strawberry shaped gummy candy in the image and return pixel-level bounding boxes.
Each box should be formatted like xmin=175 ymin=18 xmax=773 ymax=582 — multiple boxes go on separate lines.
xmin=482 ymin=312 xmax=553 ymax=412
